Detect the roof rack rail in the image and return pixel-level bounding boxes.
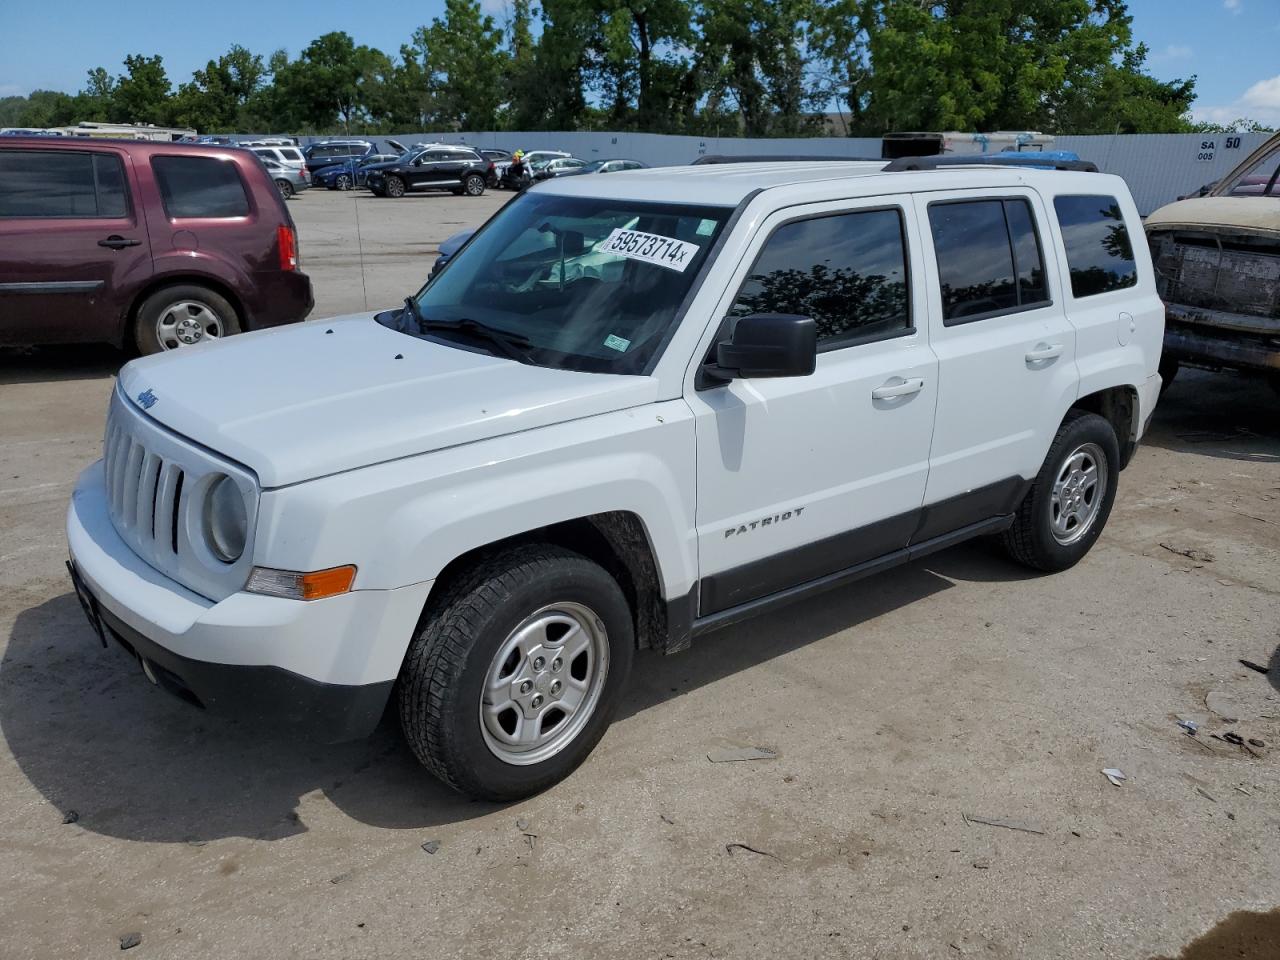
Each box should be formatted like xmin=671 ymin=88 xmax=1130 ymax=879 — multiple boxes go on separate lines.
xmin=692 ymin=154 xmax=880 ymax=165
xmin=883 ymin=154 xmax=1099 ymax=173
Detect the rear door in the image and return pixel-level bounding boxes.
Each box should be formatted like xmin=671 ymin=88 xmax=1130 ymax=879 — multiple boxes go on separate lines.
xmin=911 ymin=189 xmax=1078 ymax=532
xmin=0 ymin=145 xmax=152 ymax=346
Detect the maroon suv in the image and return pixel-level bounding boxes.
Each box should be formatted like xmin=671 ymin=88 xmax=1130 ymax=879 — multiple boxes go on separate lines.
xmin=0 ymin=138 xmax=313 ymax=353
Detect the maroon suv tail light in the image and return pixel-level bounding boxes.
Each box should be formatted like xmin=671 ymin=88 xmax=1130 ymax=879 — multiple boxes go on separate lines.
xmin=277 ymin=225 xmax=298 ymax=272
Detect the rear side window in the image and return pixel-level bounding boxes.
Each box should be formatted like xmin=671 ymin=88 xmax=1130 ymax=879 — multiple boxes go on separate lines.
xmin=1053 ymin=195 xmax=1137 ymax=297
xmin=0 ymin=150 xmax=129 ymax=218
xmin=729 ymin=207 xmax=911 ymax=349
xmin=279 ymin=149 xmax=303 ymax=161
xmin=928 ymin=198 xmax=1049 ymax=324
xmin=152 ymin=156 xmax=250 ymax=219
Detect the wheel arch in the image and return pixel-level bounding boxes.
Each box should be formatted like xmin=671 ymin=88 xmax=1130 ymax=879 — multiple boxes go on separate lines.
xmin=1069 ymin=384 xmax=1139 ymax=469
xmin=426 ymin=511 xmax=672 ymax=653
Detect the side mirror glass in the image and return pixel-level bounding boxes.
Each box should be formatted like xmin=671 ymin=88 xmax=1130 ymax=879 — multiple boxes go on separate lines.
xmin=714 ymin=313 xmax=817 ymax=379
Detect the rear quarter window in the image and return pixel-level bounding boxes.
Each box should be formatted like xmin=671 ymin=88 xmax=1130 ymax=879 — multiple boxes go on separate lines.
xmin=1052 ymin=195 xmax=1138 ymax=297
xmin=152 ymin=155 xmax=250 ymax=219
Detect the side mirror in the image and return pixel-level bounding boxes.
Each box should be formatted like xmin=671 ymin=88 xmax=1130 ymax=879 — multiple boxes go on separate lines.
xmin=563 ymin=230 xmax=585 ymax=256
xmin=714 ymin=313 xmax=817 ymax=379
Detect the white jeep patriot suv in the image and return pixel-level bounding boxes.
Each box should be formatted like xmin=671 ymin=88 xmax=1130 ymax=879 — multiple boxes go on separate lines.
xmin=67 ymin=156 xmax=1164 ymax=800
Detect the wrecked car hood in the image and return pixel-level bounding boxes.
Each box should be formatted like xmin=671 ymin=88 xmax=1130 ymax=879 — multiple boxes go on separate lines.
xmin=1145 ymin=197 xmax=1280 ymax=236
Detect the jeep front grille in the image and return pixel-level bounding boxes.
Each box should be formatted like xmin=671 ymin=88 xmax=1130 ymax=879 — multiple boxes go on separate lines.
xmin=102 ymin=387 xmax=258 ymax=602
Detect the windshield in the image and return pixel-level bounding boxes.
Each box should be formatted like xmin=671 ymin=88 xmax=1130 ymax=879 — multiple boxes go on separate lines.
xmin=1218 ymin=143 xmax=1280 ymax=197
xmin=387 ymin=193 xmax=732 ymax=374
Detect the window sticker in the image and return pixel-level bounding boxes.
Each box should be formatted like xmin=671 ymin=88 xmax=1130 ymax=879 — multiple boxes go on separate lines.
xmin=602 ymin=228 xmax=700 ymax=273
xmin=603 ymin=333 xmax=631 ymax=352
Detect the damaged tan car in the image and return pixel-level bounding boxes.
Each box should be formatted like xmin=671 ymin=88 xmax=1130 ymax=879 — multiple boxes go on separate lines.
xmin=1146 ymin=133 xmax=1280 ymax=392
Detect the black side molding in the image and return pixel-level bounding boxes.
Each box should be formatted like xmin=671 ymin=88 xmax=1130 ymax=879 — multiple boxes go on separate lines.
xmin=690 ymin=514 xmax=1015 ymax=640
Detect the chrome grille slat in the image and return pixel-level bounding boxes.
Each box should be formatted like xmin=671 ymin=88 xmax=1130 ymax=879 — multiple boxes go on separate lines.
xmin=121 ymin=442 xmax=145 ymax=529
xmin=135 ymin=453 xmax=162 ymax=540
xmin=153 ymin=462 xmax=181 ymax=556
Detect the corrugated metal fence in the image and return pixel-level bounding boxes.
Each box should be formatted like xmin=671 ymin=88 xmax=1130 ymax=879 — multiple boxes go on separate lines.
xmin=303 ymin=130 xmax=1273 ymax=214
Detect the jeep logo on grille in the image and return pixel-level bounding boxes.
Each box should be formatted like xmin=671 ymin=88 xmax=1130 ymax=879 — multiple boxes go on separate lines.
xmin=135 ymin=389 xmax=157 ymax=410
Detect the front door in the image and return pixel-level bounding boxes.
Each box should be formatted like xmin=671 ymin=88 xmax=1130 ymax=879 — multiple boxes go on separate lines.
xmin=0 ymin=146 xmax=151 ymax=346
xmin=687 ymin=197 xmax=939 ymax=615
xmin=415 ymin=150 xmax=467 ymax=189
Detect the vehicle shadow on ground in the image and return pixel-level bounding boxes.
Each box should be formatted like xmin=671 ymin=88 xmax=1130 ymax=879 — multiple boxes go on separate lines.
xmin=1143 ymin=369 xmax=1280 ymax=464
xmin=3 ymin=560 xmax=970 ymax=843
xmin=0 ymin=344 xmax=125 ymax=385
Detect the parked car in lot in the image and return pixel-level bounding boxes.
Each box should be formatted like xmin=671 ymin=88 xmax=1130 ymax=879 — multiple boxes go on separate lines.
xmin=1145 ymin=131 xmax=1280 ymax=391
xmin=0 ymin=137 xmax=312 ymax=353
xmin=312 ymin=154 xmax=400 ymax=190
xmin=429 ymin=227 xmax=475 ymax=278
xmin=65 ymin=156 xmax=1161 ymax=802
xmin=365 ymin=145 xmax=490 ymax=198
xmin=501 ymin=150 xmax=571 ymax=190
xmin=479 ymin=148 xmax=513 ymax=185
xmin=573 ymin=158 xmax=649 ymax=176
xmin=530 ymin=156 xmax=588 ymax=182
xmin=302 ymin=139 xmax=389 ymax=175
xmin=260 ymin=156 xmax=310 ymax=198
xmin=249 ymin=144 xmax=307 ymax=172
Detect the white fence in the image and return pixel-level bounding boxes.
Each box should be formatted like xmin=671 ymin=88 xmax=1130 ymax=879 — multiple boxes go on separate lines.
xmin=300 ymin=130 xmax=1273 ymax=215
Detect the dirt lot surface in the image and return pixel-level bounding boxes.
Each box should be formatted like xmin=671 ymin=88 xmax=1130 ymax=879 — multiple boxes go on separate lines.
xmin=1 ymin=189 xmax=1278 ymax=960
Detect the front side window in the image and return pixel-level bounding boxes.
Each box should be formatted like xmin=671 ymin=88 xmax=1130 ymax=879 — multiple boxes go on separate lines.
xmin=1053 ymin=195 xmax=1137 ymax=297
xmin=391 ymin=193 xmax=732 ymax=374
xmin=0 ymin=150 xmax=128 ymax=218
xmin=152 ymin=156 xmax=250 ymax=218
xmin=729 ymin=207 xmax=911 ymax=348
xmin=928 ymin=198 xmax=1049 ymax=324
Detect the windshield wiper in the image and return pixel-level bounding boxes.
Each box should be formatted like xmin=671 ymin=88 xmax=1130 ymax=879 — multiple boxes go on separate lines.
xmin=401 ymin=296 xmax=425 ymax=331
xmin=420 ymin=317 xmax=533 ymax=363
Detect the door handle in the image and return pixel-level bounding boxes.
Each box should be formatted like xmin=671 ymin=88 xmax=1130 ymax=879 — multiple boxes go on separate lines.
xmin=1025 ymin=342 xmax=1064 ymax=363
xmin=871 ymin=377 xmax=925 ymax=400
xmin=98 ymin=236 xmax=141 ymax=250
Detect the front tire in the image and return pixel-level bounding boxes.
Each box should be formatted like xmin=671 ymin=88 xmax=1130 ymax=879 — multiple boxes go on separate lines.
xmin=335 ymin=173 xmax=353 ymax=191
xmin=1001 ymin=410 xmax=1119 ymax=572
xmin=133 ymin=284 xmax=241 ymax=355
xmin=385 ymin=175 xmax=406 ymax=198
xmin=398 ymin=544 xmax=634 ymax=801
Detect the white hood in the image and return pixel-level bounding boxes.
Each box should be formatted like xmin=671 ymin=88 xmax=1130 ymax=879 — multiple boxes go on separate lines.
xmin=117 ymin=315 xmax=658 ymax=487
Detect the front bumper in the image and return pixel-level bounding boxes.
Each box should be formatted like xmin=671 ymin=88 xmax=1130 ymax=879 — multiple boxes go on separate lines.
xmin=66 ymin=462 xmax=433 ymax=741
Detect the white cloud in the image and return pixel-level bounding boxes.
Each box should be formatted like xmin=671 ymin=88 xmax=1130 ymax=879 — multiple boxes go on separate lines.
xmin=1193 ymin=73 xmax=1280 ymax=126
xmin=1152 ymin=44 xmax=1193 ymax=61
xmin=1224 ymin=0 xmax=1241 ymax=12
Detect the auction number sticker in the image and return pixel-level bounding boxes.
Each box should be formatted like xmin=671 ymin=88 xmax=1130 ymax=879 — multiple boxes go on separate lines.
xmin=602 ymin=228 xmax=700 ymax=273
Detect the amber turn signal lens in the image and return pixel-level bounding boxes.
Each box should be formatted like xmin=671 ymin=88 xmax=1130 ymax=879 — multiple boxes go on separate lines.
xmin=245 ymin=565 xmax=356 ymax=601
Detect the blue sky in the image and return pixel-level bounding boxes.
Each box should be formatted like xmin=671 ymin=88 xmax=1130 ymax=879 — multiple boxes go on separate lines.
xmin=3 ymin=0 xmax=1278 ymax=125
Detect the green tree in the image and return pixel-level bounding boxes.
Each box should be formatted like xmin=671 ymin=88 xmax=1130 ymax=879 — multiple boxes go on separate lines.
xmin=422 ymin=0 xmax=507 ymax=130
xmin=17 ymin=89 xmax=77 ymax=127
xmin=113 ymin=54 xmax=171 ymax=124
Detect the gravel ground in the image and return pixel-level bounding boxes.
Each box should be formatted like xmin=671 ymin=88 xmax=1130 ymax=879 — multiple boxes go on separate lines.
xmin=1 ymin=188 xmax=1278 ymax=960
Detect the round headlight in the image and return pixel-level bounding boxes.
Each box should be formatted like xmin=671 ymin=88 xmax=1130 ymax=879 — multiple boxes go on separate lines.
xmin=204 ymin=474 xmax=248 ymax=563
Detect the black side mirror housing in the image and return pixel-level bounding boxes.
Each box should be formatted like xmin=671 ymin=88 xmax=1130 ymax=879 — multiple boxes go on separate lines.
xmin=714 ymin=313 xmax=817 ymax=379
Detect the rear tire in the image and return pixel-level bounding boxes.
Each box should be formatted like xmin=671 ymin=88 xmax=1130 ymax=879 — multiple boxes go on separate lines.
xmin=275 ymin=179 xmax=294 ymax=199
xmin=1001 ymin=410 xmax=1119 ymax=572
xmin=398 ymin=544 xmax=634 ymax=801
xmin=463 ymin=173 xmax=486 ymax=196
xmin=133 ymin=284 xmax=241 ymax=355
